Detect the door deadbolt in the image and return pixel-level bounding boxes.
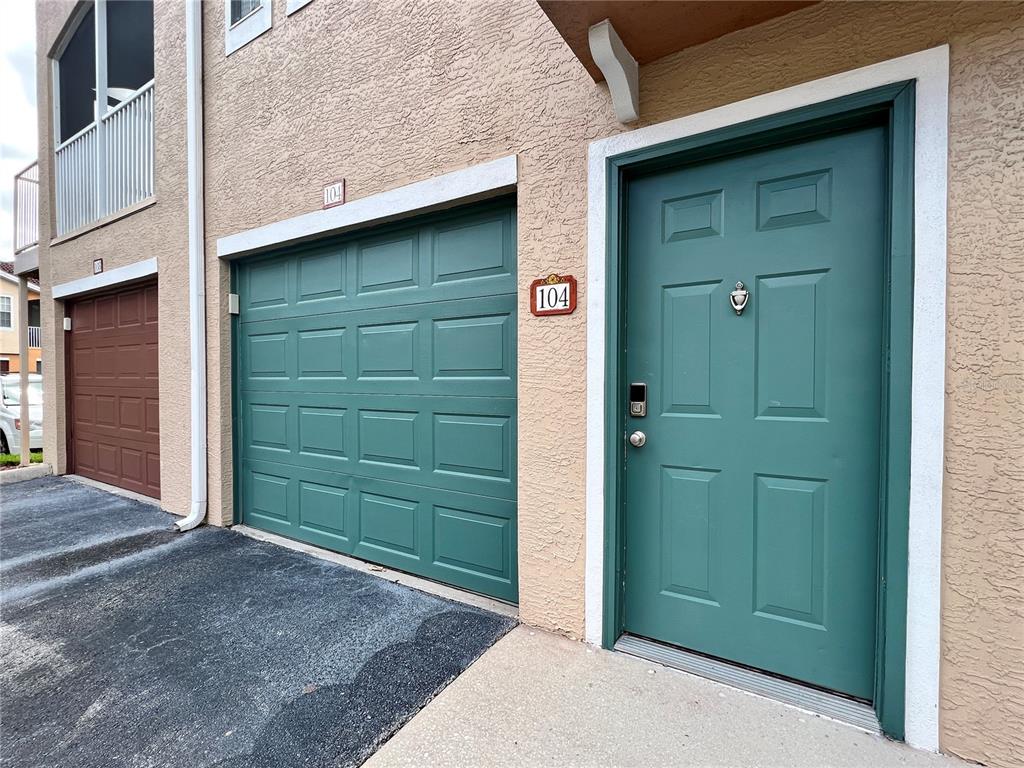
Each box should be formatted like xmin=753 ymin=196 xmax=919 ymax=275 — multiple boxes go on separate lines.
xmin=629 ymin=382 xmax=647 ymax=417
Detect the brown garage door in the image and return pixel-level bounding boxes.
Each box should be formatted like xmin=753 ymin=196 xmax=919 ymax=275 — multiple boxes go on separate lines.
xmin=66 ymin=280 xmax=160 ymax=498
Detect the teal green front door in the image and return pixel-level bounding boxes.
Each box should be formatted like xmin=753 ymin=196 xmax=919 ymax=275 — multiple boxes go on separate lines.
xmin=235 ymin=201 xmax=517 ymax=602
xmin=622 ymin=125 xmax=886 ymax=699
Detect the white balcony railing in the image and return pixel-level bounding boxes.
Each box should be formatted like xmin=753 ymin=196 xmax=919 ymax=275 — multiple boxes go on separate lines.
xmin=13 ymin=161 xmax=39 ymax=253
xmin=104 ymin=82 xmax=155 ymax=215
xmin=54 ymin=80 xmax=154 ymax=237
xmin=28 ymin=326 xmax=41 ymax=349
xmin=55 ymin=123 xmax=98 ymax=235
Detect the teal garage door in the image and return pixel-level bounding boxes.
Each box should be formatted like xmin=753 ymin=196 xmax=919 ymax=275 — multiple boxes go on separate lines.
xmin=235 ymin=201 xmax=517 ymax=601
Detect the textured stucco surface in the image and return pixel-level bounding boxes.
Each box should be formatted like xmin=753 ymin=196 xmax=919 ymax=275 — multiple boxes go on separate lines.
xmin=941 ymin=17 xmax=1024 ymax=768
xmin=32 ymin=0 xmax=1023 ymax=764
xmin=35 ymin=0 xmax=191 ymax=516
xmin=201 ymin=7 xmax=1024 ymax=763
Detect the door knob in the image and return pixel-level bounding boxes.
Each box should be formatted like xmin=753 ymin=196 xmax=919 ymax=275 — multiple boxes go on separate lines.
xmin=629 ymin=431 xmax=646 ymax=447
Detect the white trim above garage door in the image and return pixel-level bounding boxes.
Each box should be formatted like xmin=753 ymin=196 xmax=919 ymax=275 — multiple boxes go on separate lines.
xmin=52 ymin=257 xmax=158 ymax=300
xmin=216 ymin=156 xmax=518 ymax=259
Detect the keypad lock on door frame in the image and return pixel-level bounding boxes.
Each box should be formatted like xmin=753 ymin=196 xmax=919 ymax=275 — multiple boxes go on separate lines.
xmin=629 ymin=382 xmax=647 ymax=417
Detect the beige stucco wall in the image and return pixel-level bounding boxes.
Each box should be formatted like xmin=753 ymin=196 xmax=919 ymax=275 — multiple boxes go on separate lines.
xmin=202 ymin=2 xmax=1023 ymax=764
xmin=36 ymin=0 xmax=191 ymax=514
xmin=29 ymin=0 xmax=1022 ymax=764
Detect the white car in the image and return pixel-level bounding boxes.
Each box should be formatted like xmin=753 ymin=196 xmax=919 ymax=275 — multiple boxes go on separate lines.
xmin=0 ymin=373 xmax=43 ymax=455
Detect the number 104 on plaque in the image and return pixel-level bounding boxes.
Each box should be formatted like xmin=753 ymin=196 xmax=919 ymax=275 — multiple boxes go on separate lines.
xmin=530 ymin=274 xmax=577 ymax=317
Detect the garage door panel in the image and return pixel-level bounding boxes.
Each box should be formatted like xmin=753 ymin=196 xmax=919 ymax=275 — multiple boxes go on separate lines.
xmin=433 ymin=503 xmax=512 ymax=582
xmin=68 ymin=280 xmax=160 ymax=498
xmin=298 ymin=405 xmax=348 ymax=459
xmin=74 ymin=429 xmax=160 ymax=456
xmin=73 ymin=387 xmax=161 ymax=434
xmin=145 ymin=398 xmax=160 ymax=435
xmin=144 ymin=284 xmax=159 ymax=324
xmin=118 ymin=292 xmax=142 ymax=326
xmin=239 ymin=391 xmax=515 ymax=500
xmin=359 ymin=409 xmax=419 ymax=468
xmin=96 ymin=442 xmax=119 ymax=476
xmin=143 ymin=341 xmax=159 ymax=380
xmin=74 ymin=439 xmax=96 ymax=471
xmin=121 ymin=447 xmax=143 ymax=482
xmin=298 ymin=480 xmax=350 ymax=544
xmin=73 ymin=393 xmax=96 ymax=424
xmin=246 ymin=259 xmax=290 ymax=309
xmin=357 ymin=322 xmax=419 ymax=379
xmin=358 ymin=490 xmax=420 ymax=560
xmin=354 ymin=477 xmax=516 ymax=599
xmin=297 ymin=249 xmax=347 ymax=304
xmin=71 ymin=301 xmax=94 ymax=332
xmin=93 ymin=346 xmax=119 ymax=381
xmin=433 ymin=312 xmax=513 ymax=381
xmin=240 ymin=458 xmax=517 ymax=600
xmin=237 ymin=201 xmax=516 ymax=601
xmin=118 ymin=397 xmax=145 ymax=432
xmin=433 ymin=214 xmax=510 ymax=283
xmin=240 ymin=208 xmax=515 ymax=324
xmin=251 ymin=470 xmax=292 ymax=521
xmin=433 ymin=413 xmax=512 ymax=482
xmin=73 ymin=348 xmax=95 ymax=378
xmin=297 ymin=328 xmax=347 ymax=380
xmin=95 ymin=295 xmax=118 ymax=329
xmin=239 ymin=295 xmax=515 ymax=397
xmin=146 ymin=453 xmax=160 ymax=493
xmin=356 ymin=231 xmax=421 ymax=295
xmin=93 ymin=395 xmax=116 ymax=427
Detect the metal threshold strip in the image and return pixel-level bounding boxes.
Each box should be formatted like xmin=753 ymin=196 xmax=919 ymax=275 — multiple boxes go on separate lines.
xmin=614 ymin=634 xmax=880 ymax=733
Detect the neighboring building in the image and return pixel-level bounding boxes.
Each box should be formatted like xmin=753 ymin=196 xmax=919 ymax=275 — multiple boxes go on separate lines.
xmin=19 ymin=1 xmax=1023 ymax=766
xmin=0 ymin=262 xmax=41 ymax=374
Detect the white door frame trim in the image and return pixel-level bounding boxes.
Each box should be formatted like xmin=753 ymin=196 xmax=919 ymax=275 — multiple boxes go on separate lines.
xmin=585 ymin=45 xmax=948 ymax=750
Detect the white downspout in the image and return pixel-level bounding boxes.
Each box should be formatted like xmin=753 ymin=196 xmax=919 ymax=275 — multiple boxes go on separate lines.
xmin=18 ymin=276 xmax=30 ymax=466
xmin=177 ymin=0 xmax=206 ymax=531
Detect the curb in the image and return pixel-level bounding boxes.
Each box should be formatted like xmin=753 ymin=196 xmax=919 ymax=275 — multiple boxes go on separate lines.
xmin=0 ymin=463 xmax=53 ymax=485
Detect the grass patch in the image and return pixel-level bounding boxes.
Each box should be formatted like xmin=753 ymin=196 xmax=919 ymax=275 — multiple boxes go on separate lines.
xmin=0 ymin=452 xmax=43 ymax=466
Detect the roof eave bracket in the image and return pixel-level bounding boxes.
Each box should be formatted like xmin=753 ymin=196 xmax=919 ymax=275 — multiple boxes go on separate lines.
xmin=588 ymin=19 xmax=639 ymax=124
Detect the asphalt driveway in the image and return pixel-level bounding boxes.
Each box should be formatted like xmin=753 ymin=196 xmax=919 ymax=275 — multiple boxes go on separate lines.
xmin=0 ymin=477 xmax=515 ymax=768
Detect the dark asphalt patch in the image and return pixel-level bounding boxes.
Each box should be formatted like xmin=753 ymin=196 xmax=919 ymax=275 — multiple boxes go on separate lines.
xmin=0 ymin=477 xmax=516 ymax=768
xmin=2 ymin=529 xmax=180 ymax=592
xmin=0 ymin=476 xmax=173 ymax=563
xmin=214 ymin=610 xmax=508 ymax=768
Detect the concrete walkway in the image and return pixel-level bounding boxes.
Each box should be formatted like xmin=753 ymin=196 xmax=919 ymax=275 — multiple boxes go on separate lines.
xmin=368 ymin=627 xmax=968 ymax=768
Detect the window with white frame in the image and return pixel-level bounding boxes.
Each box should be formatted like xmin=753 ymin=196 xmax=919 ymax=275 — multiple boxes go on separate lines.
xmin=286 ymin=0 xmax=313 ymax=15
xmin=225 ymin=0 xmax=272 ymax=55
xmin=51 ymin=0 xmax=155 ymax=236
xmin=0 ymin=297 xmax=12 ymax=329
xmin=231 ymin=0 xmax=262 ymax=24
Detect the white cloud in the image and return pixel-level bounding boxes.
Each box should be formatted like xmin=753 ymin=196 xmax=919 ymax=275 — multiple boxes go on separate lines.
xmin=0 ymin=1 xmax=38 ymax=261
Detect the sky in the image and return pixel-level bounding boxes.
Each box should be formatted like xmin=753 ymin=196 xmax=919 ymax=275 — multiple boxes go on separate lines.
xmin=1 ymin=1 xmax=38 ymax=262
